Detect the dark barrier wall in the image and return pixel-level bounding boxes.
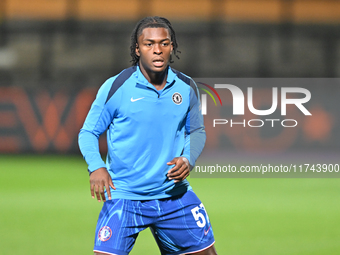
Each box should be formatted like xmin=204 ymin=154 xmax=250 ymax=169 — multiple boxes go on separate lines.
xmin=0 ymin=87 xmax=108 ymax=153
xmin=1 ymin=21 xmax=340 ymax=90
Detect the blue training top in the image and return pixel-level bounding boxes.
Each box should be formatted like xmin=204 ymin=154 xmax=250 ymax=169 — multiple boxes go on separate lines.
xmin=78 ymin=65 xmax=206 ymax=200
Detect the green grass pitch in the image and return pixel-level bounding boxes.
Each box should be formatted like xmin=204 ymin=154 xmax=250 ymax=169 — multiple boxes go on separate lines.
xmin=1 ymin=155 xmax=340 ymax=254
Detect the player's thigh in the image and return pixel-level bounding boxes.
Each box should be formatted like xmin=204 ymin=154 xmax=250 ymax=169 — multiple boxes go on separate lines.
xmin=152 ymin=190 xmax=215 ymax=255
xmin=93 ymin=199 xmax=145 ymax=255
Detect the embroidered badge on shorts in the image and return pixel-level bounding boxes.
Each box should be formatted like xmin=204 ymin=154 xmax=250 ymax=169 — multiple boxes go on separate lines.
xmin=98 ymin=226 xmax=112 ymax=242
xmin=172 ymin=92 xmax=182 ymax=105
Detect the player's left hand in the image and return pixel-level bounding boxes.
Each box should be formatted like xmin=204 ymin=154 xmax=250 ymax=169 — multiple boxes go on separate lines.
xmin=167 ymin=157 xmax=190 ymax=183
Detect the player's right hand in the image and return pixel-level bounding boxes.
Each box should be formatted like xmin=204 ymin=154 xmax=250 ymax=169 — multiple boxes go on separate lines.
xmin=89 ymin=167 xmax=116 ymax=202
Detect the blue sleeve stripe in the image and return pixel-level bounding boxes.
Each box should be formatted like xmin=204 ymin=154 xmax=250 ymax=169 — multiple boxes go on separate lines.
xmin=171 ymin=67 xmax=198 ymax=99
xmin=105 ymin=66 xmax=137 ymax=103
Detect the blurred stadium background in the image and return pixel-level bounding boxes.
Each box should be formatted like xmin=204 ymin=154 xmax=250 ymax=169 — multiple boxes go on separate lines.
xmin=1 ymin=0 xmax=340 ymax=254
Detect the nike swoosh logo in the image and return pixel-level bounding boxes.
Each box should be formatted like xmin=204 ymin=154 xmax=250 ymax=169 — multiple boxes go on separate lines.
xmin=131 ymin=97 xmax=145 ymax=102
xmin=204 ymin=226 xmax=211 ymax=236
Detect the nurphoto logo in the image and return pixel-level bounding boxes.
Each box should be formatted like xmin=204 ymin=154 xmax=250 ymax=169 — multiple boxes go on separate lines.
xmin=196 ymin=79 xmax=312 ymax=128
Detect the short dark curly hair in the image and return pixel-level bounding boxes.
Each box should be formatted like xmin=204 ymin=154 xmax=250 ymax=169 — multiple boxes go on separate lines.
xmin=130 ymin=16 xmax=180 ymax=66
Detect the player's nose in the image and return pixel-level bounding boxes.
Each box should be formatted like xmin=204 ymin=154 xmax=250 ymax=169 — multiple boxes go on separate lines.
xmin=153 ymin=43 xmax=162 ymax=54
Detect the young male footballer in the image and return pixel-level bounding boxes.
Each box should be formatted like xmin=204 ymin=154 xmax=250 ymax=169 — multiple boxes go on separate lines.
xmin=78 ymin=16 xmax=217 ymax=255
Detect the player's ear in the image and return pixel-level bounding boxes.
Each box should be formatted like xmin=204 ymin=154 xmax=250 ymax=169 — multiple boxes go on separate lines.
xmin=135 ymin=43 xmax=140 ymax=56
xmin=170 ymin=42 xmax=173 ymax=53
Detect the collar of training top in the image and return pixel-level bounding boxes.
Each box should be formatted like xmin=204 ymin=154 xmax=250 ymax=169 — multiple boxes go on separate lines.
xmin=135 ymin=65 xmax=177 ymax=88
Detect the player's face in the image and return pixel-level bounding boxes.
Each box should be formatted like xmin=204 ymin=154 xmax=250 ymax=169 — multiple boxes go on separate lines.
xmin=136 ymin=27 xmax=173 ymax=74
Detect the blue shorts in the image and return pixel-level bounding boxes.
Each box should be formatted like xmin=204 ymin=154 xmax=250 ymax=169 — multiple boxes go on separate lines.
xmin=93 ymin=190 xmax=215 ymax=255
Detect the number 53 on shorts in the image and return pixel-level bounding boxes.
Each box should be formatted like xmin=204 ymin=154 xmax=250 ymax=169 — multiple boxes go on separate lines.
xmin=191 ymin=203 xmax=210 ymax=228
